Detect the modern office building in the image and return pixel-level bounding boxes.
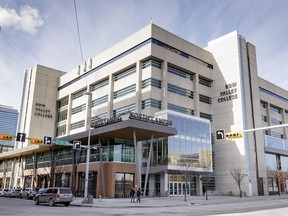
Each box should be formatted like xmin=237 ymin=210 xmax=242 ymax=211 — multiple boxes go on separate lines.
xmin=0 ymin=105 xmax=18 ymax=152
xmin=0 ymin=23 xmax=288 ymax=198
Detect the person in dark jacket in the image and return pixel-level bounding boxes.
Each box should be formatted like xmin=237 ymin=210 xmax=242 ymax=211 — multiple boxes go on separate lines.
xmin=130 ymin=187 xmax=135 ymax=203
xmin=136 ymin=188 xmax=141 ymax=203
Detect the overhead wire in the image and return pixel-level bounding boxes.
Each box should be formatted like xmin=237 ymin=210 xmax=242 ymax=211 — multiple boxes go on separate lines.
xmin=73 ymin=0 xmax=84 ymax=63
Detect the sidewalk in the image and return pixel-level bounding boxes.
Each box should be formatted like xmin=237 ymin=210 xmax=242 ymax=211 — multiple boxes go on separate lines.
xmin=71 ymin=194 xmax=288 ymax=208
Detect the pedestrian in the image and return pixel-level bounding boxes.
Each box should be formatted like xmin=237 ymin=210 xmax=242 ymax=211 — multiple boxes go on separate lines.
xmin=136 ymin=188 xmax=141 ymax=203
xmin=130 ymin=187 xmax=135 ymax=203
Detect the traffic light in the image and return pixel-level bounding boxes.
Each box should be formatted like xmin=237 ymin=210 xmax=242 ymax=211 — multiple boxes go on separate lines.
xmin=30 ymin=138 xmax=44 ymax=145
xmin=0 ymin=133 xmax=14 ymax=141
xmin=225 ymin=132 xmax=243 ymax=139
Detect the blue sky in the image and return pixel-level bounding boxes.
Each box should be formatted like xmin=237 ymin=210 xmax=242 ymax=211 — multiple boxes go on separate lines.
xmin=1 ymin=0 xmax=288 ymax=110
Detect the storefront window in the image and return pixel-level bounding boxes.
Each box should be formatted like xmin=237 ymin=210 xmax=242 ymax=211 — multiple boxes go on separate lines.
xmin=115 ymin=173 xmax=134 ymax=198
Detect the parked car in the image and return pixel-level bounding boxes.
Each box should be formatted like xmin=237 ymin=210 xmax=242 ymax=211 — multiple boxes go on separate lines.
xmin=34 ymin=187 xmax=73 ymax=206
xmin=37 ymin=188 xmax=46 ymax=194
xmin=5 ymin=189 xmax=21 ymax=198
xmin=20 ymin=187 xmax=39 ymax=199
xmin=0 ymin=188 xmax=9 ymax=197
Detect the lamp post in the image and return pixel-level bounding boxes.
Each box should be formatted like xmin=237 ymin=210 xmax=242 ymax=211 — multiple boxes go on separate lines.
xmin=82 ymin=91 xmax=92 ymax=203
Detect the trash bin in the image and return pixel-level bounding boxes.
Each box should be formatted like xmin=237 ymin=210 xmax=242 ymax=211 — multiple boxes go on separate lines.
xmin=88 ymin=195 xmax=93 ymax=204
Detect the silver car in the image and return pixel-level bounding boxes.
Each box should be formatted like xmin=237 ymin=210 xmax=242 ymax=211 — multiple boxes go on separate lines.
xmin=20 ymin=187 xmax=39 ymax=199
xmin=34 ymin=187 xmax=73 ymax=206
xmin=6 ymin=189 xmax=21 ymax=198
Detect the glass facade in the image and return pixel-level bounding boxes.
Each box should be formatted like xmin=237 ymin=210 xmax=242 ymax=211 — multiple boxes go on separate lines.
xmin=0 ymin=105 xmax=18 ymax=148
xmin=167 ymin=113 xmax=212 ymax=168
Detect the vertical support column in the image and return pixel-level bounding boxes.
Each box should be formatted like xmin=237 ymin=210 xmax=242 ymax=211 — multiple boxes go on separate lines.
xmin=162 ymin=60 xmax=168 ymax=110
xmin=144 ymin=134 xmax=154 ymax=196
xmin=66 ymin=94 xmax=72 ymax=135
xmin=108 ymin=74 xmax=114 ymax=118
xmin=133 ymin=131 xmax=140 ymax=188
xmin=194 ymin=74 xmax=199 ymax=116
xmin=135 ymin=61 xmax=142 ymax=112
xmin=99 ymin=137 xmax=105 ymax=197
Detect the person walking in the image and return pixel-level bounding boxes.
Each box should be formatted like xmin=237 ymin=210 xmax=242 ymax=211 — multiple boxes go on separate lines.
xmin=136 ymin=188 xmax=141 ymax=203
xmin=130 ymin=187 xmax=135 ymax=203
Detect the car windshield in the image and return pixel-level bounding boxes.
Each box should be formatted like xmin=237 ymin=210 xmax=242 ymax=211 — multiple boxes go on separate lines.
xmin=60 ymin=189 xmax=71 ymax=194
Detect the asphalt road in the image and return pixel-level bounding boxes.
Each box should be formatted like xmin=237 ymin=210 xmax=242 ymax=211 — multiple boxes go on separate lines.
xmin=0 ymin=196 xmax=288 ymax=216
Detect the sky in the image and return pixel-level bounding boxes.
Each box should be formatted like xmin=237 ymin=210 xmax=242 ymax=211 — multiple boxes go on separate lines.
xmin=0 ymin=0 xmax=288 ymax=110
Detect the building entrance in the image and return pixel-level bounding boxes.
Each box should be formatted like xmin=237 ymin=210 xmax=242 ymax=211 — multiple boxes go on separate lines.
xmin=169 ymin=181 xmax=197 ymax=196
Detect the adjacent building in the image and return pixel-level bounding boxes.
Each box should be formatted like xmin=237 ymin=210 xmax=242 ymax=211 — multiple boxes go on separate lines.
xmin=0 ymin=105 xmax=18 ymax=152
xmin=0 ymin=23 xmax=287 ymax=197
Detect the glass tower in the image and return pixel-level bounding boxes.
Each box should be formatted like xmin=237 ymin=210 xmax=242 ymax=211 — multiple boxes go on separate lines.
xmin=0 ymin=105 xmax=18 ymax=151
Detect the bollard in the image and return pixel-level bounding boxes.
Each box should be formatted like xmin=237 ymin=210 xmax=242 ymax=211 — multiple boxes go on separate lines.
xmin=99 ymin=195 xmax=102 ymax=202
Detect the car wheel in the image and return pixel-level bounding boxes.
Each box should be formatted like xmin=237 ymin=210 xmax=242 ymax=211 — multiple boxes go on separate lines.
xmin=64 ymin=202 xmax=71 ymax=207
xmin=35 ymin=197 xmax=39 ymax=205
xmin=48 ymin=198 xmax=54 ymax=207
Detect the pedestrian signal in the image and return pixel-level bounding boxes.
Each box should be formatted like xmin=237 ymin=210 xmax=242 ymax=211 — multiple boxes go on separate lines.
xmin=225 ymin=132 xmax=243 ymax=139
xmin=0 ymin=133 xmax=14 ymax=141
xmin=30 ymin=138 xmax=44 ymax=145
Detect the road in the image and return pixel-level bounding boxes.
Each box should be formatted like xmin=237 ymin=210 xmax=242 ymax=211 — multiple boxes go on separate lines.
xmin=0 ymin=197 xmax=288 ymax=216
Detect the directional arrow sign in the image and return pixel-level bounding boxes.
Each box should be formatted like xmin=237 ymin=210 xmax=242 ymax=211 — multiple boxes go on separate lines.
xmin=55 ymin=140 xmax=70 ymax=146
xmin=216 ymin=129 xmax=225 ymax=140
xmin=44 ymin=136 xmax=52 ymax=145
xmin=16 ymin=133 xmax=26 ymax=142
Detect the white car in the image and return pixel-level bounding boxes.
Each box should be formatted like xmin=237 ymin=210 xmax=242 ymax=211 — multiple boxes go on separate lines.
xmin=5 ymin=189 xmax=21 ymax=198
xmin=0 ymin=188 xmax=9 ymax=197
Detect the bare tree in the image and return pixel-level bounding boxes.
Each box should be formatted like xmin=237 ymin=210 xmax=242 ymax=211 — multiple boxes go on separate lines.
xmin=178 ymin=159 xmax=198 ymax=202
xmin=229 ymin=165 xmax=247 ymax=198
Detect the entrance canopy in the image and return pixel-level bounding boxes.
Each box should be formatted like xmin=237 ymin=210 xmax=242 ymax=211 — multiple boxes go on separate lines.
xmin=64 ymin=118 xmax=177 ymax=143
xmin=0 ymin=119 xmax=177 ymax=159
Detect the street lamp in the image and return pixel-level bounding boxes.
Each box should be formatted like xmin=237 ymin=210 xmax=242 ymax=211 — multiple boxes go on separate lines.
xmin=82 ymin=91 xmax=92 ymax=204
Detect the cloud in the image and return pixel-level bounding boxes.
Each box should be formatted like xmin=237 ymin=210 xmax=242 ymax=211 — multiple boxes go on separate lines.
xmin=0 ymin=5 xmax=43 ymax=35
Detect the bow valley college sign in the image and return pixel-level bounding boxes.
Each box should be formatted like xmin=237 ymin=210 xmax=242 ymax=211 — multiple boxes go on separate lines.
xmin=91 ymin=112 xmax=173 ymax=129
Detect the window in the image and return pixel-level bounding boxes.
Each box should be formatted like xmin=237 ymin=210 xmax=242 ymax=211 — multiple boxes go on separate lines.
xmin=58 ymin=97 xmax=68 ymax=109
xmin=91 ymin=113 xmax=108 ymax=125
xmin=168 ymin=103 xmax=194 ymax=116
xmin=71 ymin=104 xmax=86 ymax=115
xmin=71 ymin=120 xmax=85 ymax=130
xmin=92 ymin=95 xmax=108 ymax=107
xmin=113 ymin=84 xmax=136 ymax=99
xmin=91 ymin=79 xmax=109 ymax=92
xmin=113 ymin=104 xmax=136 ymax=117
xmin=168 ymin=66 xmax=193 ymax=81
xmin=200 ymin=112 xmax=213 ymax=121
xmin=152 ymin=39 xmax=213 ymax=69
xmin=199 ymin=76 xmax=212 ymax=87
xmin=142 ymin=99 xmax=161 ymax=109
xmin=260 ymin=101 xmax=267 ymax=108
xmin=114 ymin=67 xmax=136 ymax=81
xmin=168 ymin=83 xmax=193 ymax=99
xmin=261 ymin=115 xmax=268 ymax=122
xmin=57 ymin=109 xmax=68 ymax=122
xmin=270 ymin=105 xmax=281 ymax=114
xmin=272 ymin=132 xmax=284 ymax=139
xmin=72 ymin=89 xmax=87 ymax=100
xmin=199 ymin=94 xmax=212 ymax=104
xmin=271 ymin=118 xmax=282 ymax=125
xmin=142 ymin=78 xmax=162 ymax=89
xmin=56 ymin=124 xmax=66 ymax=137
xmin=142 ymin=59 xmax=161 ymax=69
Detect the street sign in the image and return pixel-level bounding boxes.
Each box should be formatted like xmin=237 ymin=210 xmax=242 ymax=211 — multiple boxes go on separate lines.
xmin=44 ymin=136 xmax=52 ymax=145
xmin=73 ymin=140 xmax=81 ymax=149
xmin=55 ymin=140 xmax=70 ymax=146
xmin=216 ymin=129 xmax=225 ymax=140
xmin=16 ymin=133 xmax=26 ymax=142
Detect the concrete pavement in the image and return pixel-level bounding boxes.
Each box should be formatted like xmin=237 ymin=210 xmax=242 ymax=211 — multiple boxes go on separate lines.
xmin=71 ymin=194 xmax=288 ymax=208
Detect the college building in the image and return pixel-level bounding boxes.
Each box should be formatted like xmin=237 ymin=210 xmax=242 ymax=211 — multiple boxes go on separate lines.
xmin=0 ymin=23 xmax=287 ymax=198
